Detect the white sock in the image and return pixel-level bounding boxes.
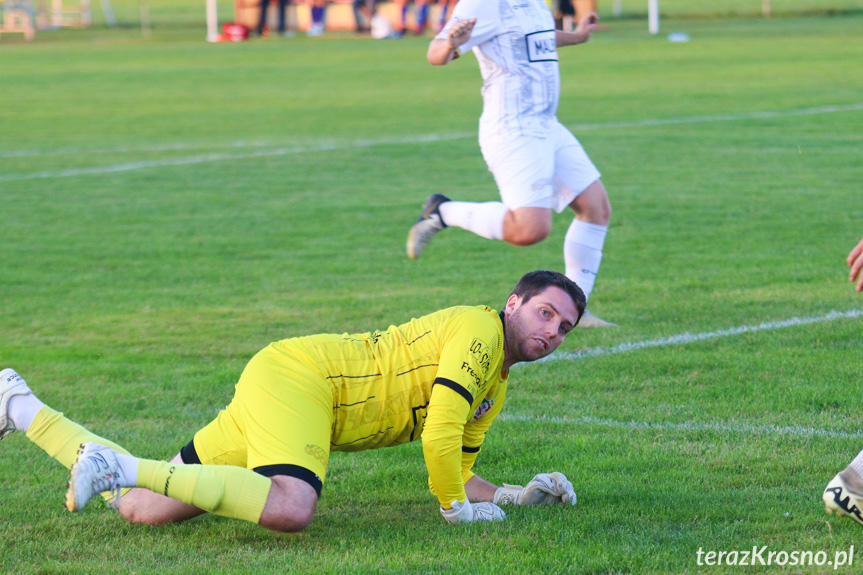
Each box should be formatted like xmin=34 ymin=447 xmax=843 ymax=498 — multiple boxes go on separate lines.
xmin=564 ymin=219 xmax=607 ymax=301
xmin=848 ymin=449 xmax=863 ymax=479
xmin=439 ymin=201 xmax=508 ymax=241
xmin=7 ymin=394 xmax=46 ymax=433
xmin=113 ymin=451 xmax=140 ymax=486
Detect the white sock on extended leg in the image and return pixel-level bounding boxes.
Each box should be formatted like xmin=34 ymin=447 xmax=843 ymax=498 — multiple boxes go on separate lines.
xmin=439 ymin=201 xmax=508 ymax=241
xmin=112 ymin=451 xmax=140 ymax=486
xmin=846 ymin=449 xmax=863 ymax=482
xmin=564 ymin=219 xmax=607 ymax=301
xmin=7 ymin=394 xmax=46 ymax=433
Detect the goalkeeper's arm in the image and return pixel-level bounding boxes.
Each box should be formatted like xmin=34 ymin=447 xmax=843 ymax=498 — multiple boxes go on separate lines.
xmin=467 ymin=473 xmax=578 ymax=507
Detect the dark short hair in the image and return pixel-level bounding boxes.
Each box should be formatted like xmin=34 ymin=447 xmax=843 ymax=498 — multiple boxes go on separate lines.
xmin=510 ymin=270 xmax=586 ymax=325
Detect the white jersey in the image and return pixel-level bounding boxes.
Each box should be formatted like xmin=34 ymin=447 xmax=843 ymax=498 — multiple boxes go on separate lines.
xmin=438 ymin=0 xmax=560 ymax=138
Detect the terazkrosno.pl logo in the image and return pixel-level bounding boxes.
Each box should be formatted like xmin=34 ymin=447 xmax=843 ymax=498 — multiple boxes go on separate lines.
xmin=696 ymin=546 xmax=854 ymax=569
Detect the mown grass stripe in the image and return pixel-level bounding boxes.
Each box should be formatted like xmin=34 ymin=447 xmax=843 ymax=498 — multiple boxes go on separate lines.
xmin=2 ymin=103 xmax=860 ymax=179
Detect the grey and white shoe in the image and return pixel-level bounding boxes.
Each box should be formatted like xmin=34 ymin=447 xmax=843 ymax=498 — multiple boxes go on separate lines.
xmin=66 ymin=442 xmax=126 ymax=512
xmin=407 ymin=194 xmax=450 ymax=260
xmin=578 ymin=310 xmax=617 ymax=328
xmin=824 ymin=470 xmax=863 ymax=526
xmin=0 ymin=368 xmax=32 ymax=440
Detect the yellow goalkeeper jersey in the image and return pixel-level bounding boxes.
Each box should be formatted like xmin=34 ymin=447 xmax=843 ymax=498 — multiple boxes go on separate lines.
xmin=291 ymin=304 xmax=509 ymax=507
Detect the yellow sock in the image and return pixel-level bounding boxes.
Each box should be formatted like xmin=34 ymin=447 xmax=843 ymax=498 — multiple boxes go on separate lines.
xmin=137 ymin=459 xmax=270 ymax=524
xmin=25 ymin=406 xmax=131 ymax=469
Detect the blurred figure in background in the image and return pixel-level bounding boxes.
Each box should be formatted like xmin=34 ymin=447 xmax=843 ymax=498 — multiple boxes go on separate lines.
xmin=307 ymin=0 xmax=327 ymax=36
xmin=257 ymin=0 xmax=294 ymax=37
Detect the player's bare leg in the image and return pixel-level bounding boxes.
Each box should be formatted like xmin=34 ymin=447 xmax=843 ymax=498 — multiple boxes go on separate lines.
xmin=257 ymin=475 xmax=318 ymax=532
xmin=70 ymin=442 xmax=319 ymax=533
xmin=124 ymin=470 xmax=321 ymax=532
xmin=569 ymin=179 xmax=611 ymax=226
xmin=119 ymin=453 xmax=206 ymax=525
xmin=501 ymin=207 xmax=552 ymax=246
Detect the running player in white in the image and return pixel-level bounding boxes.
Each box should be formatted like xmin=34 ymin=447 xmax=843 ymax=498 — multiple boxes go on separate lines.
xmin=407 ymin=0 xmax=614 ymax=327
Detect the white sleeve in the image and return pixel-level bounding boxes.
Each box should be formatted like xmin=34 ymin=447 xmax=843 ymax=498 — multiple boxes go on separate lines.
xmin=436 ymin=0 xmax=501 ymax=54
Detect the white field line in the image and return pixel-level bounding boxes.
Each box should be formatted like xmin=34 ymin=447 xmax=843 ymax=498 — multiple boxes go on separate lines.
xmin=1 ymin=102 xmax=861 ymax=181
xmin=509 ymin=308 xmax=863 ymax=440
xmin=571 ymin=102 xmax=863 ymax=131
xmin=0 ymin=133 xmax=474 ymax=160
xmin=0 ymin=132 xmax=472 ymax=182
xmin=538 ymin=308 xmax=863 ymax=364
xmin=500 ymin=412 xmax=863 ymax=440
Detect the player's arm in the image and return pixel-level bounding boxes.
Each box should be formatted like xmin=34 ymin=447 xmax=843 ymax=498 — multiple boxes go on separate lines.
xmin=848 ymin=236 xmax=863 ymax=292
xmin=423 ymin=309 xmax=509 ymax=523
xmin=464 ymin=474 xmax=501 ymax=501
xmin=459 ymin=448 xmax=579 ymax=507
xmin=423 ymin=384 xmax=506 ymax=523
xmin=423 ymin=383 xmax=471 ymax=507
xmin=459 ymin=384 xmax=578 ymax=507
xmin=427 ymin=18 xmax=476 ymax=65
xmin=456 ymin=380 xmax=507 ymax=488
xmin=555 ymin=11 xmax=598 ymax=47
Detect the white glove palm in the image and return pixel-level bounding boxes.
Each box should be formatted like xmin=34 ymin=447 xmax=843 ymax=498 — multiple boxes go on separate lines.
xmin=493 ymin=472 xmax=577 ymax=506
xmin=440 ymin=498 xmax=506 ymax=524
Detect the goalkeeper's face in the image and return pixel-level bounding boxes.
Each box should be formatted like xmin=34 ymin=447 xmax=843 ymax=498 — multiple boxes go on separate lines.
xmin=503 ymin=286 xmax=579 ymax=364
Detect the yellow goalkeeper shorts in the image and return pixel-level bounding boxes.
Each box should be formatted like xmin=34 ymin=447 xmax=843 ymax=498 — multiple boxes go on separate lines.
xmin=189 ymin=341 xmax=334 ymax=495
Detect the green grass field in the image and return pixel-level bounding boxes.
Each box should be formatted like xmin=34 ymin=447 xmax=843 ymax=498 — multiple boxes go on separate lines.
xmin=2 ymin=4 xmax=863 ymax=573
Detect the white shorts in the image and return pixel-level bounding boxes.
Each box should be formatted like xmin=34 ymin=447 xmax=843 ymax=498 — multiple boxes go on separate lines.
xmin=479 ymin=120 xmax=601 ymax=213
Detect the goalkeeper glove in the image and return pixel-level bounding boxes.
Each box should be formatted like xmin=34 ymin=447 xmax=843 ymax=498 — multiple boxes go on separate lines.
xmin=492 ymin=472 xmax=577 ymax=506
xmin=440 ymin=497 xmax=506 ymax=524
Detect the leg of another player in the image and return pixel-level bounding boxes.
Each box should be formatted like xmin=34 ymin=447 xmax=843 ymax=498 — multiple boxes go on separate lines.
xmin=824 ymin=449 xmax=863 ymax=526
xmin=501 ymin=206 xmax=553 ymax=246
xmin=307 ymin=0 xmax=326 ymax=36
xmin=438 ymin=0 xmax=456 ymax=31
xmin=414 ymin=0 xmax=429 ymax=34
xmin=408 ymin=197 xmax=551 ymax=258
xmin=352 ymin=0 xmax=366 ymax=31
xmin=257 ymin=0 xmax=269 ymax=35
xmin=848 ymin=236 xmax=863 ymax=292
xmin=396 ymin=0 xmax=409 ymax=35
xmin=564 ymin=179 xmax=611 ymax=301
xmin=409 ymin=201 xmax=549 ymax=259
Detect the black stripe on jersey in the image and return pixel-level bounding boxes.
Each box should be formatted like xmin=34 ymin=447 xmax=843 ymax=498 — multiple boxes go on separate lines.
xmin=434 ymin=377 xmax=474 ymax=405
xmin=331 ymin=427 xmax=395 ymax=447
xmin=254 ymin=464 xmax=323 ymax=497
xmin=180 ymin=439 xmax=202 ymax=465
xmin=462 ymin=445 xmax=481 ymax=454
xmin=325 ymin=373 xmax=382 ymax=380
xmin=410 ymin=402 xmax=430 ymax=442
xmin=336 ymin=396 xmax=375 ymax=408
xmin=406 ymin=330 xmax=432 ymax=345
xmin=397 ymin=363 xmax=438 ymax=377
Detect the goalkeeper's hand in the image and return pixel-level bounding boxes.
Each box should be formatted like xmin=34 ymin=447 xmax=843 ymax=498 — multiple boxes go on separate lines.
xmin=492 ymin=472 xmax=577 ymax=506
xmin=440 ymin=497 xmax=506 ymax=524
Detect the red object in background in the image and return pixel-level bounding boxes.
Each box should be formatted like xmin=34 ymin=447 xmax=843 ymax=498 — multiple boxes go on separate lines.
xmin=222 ymin=22 xmax=249 ymax=41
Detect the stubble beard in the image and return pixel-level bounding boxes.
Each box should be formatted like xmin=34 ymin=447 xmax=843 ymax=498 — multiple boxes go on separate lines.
xmin=505 ymin=307 xmax=546 ymax=364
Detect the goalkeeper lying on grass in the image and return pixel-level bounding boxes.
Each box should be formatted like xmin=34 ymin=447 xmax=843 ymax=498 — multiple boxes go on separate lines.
xmin=1 ymin=270 xmax=581 ymax=532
